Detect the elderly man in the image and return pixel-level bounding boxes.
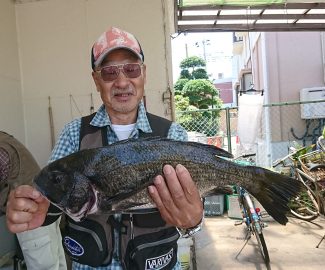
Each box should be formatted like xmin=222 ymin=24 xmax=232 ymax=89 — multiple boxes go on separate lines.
xmin=6 ymin=27 xmax=203 ymax=270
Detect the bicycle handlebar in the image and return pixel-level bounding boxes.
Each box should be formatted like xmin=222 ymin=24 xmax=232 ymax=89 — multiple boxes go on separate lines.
xmin=234 ymin=153 xmax=256 ymax=160
xmin=272 ymin=145 xmax=309 ymax=167
xmin=241 ymin=153 xmax=256 ymax=158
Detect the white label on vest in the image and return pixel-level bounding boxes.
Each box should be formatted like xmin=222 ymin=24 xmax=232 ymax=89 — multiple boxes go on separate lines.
xmin=145 ymin=248 xmax=174 ymax=270
xmin=64 ymin=236 xmax=84 ymax=256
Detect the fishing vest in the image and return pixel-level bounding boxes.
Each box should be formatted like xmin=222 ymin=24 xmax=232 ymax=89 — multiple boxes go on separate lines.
xmin=0 ymin=131 xmax=40 ymax=213
xmin=61 ymin=112 xmax=180 ymax=270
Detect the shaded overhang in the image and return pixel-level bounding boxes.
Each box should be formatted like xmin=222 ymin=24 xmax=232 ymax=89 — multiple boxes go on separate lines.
xmin=175 ymin=0 xmax=325 ymax=32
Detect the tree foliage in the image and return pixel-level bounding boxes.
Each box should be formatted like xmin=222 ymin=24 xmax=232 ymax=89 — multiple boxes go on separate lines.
xmin=180 ymin=56 xmax=206 ymax=71
xmin=192 ymin=68 xmax=209 ymax=79
xmin=174 ymin=95 xmax=197 ymax=112
xmin=180 ymin=69 xmax=192 ymax=79
xmin=174 ymin=78 xmax=190 ymax=95
xmin=175 ymin=94 xmax=221 ymax=137
xmin=182 ymin=79 xmax=222 ymax=110
xmin=174 ymin=55 xmax=223 ymax=137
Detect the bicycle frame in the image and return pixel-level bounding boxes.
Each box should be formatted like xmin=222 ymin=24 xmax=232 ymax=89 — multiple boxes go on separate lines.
xmin=235 ymin=186 xmax=270 ymax=265
xmin=272 ymin=149 xmax=321 ymax=221
xmin=296 ymin=167 xmax=322 ymax=214
xmin=237 ymin=187 xmax=263 ymax=233
xmin=233 ymin=153 xmax=270 ymax=266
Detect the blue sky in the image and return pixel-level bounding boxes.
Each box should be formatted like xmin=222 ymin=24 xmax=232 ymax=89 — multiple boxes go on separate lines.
xmin=171 ymin=32 xmax=234 ymax=83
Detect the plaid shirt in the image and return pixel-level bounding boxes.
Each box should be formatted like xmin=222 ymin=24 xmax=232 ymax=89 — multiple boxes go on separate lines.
xmin=0 ymin=148 xmax=10 ymax=181
xmin=49 ymin=102 xmax=186 ymax=270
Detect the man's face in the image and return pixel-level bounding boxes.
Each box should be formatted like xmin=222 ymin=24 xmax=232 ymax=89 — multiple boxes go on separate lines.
xmin=92 ymin=49 xmax=146 ymax=122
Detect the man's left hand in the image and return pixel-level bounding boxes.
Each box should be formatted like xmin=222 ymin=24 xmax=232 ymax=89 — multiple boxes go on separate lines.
xmin=148 ymin=164 xmax=203 ymax=229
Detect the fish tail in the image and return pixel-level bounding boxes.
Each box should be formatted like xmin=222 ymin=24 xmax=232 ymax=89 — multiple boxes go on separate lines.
xmin=245 ymin=168 xmax=304 ymax=225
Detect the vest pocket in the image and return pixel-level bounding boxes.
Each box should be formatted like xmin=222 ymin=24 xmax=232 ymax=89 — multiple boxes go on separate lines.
xmin=133 ymin=211 xmax=166 ymax=228
xmin=123 ymin=227 xmax=179 ymax=270
xmin=62 ymin=216 xmax=113 ymax=267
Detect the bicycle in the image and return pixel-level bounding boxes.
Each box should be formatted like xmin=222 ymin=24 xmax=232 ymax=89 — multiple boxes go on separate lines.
xmin=313 ymin=133 xmax=325 ymax=248
xmin=233 ymin=154 xmax=270 ymax=267
xmin=273 ymin=146 xmax=322 ymax=222
xmin=317 ymin=135 xmax=325 ymax=151
xmin=298 ymin=150 xmax=325 ymax=213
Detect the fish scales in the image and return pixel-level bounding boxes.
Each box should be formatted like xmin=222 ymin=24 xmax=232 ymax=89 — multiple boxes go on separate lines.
xmin=84 ymin=141 xmax=225 ymax=196
xmin=33 ymin=138 xmax=304 ymax=225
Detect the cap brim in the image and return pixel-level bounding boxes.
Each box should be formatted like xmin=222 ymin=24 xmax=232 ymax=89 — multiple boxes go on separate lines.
xmin=94 ymin=46 xmax=143 ymax=68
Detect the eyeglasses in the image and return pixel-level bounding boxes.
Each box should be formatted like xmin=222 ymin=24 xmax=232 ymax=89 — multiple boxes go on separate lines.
xmin=96 ymin=63 xmax=143 ymax=82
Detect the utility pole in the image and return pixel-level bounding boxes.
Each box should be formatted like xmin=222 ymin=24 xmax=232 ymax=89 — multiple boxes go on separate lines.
xmin=185 ymin=43 xmax=188 ymax=58
xmin=202 ymin=42 xmax=207 ymax=62
xmin=196 ymin=39 xmax=210 ymax=63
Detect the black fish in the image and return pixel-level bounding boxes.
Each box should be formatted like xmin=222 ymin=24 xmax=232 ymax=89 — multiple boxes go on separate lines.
xmin=34 ymin=138 xmax=303 ymax=225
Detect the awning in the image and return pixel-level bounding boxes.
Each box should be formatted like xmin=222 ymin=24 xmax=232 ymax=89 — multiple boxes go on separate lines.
xmin=175 ymin=0 xmax=325 ymax=32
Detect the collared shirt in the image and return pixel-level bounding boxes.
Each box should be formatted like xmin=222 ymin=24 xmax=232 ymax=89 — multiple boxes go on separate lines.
xmin=0 ymin=148 xmax=10 ymax=181
xmin=49 ymin=102 xmax=187 ymax=270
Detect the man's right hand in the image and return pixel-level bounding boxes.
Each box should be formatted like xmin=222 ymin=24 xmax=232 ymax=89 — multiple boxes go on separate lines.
xmin=6 ymin=185 xmax=50 ymax=233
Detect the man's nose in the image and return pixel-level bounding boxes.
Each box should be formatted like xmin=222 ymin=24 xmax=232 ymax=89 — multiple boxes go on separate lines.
xmin=114 ymin=69 xmax=129 ymax=87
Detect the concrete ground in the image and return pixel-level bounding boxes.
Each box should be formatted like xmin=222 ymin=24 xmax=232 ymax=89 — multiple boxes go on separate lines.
xmin=194 ymin=215 xmax=325 ymax=270
xmin=2 ymin=214 xmax=324 ymax=270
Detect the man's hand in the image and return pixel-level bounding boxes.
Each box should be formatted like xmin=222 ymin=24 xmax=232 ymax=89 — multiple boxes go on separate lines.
xmin=148 ymin=164 xmax=203 ymax=229
xmin=6 ymin=185 xmax=50 ymax=233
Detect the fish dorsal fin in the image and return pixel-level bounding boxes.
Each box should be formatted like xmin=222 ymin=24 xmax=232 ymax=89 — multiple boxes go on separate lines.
xmin=176 ymin=139 xmax=233 ymax=158
xmin=111 ymin=136 xmax=163 ymax=144
xmin=108 ymin=137 xmax=233 ymax=158
xmin=202 ymin=186 xmax=234 ymax=197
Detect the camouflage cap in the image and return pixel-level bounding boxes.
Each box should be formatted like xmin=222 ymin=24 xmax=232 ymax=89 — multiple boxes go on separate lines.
xmin=91 ymin=26 xmax=144 ymax=70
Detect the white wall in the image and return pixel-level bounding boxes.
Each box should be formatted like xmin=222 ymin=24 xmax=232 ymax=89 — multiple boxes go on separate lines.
xmin=0 ymin=0 xmax=25 ymax=143
xmin=262 ymin=32 xmax=325 ymax=143
xmin=265 ymin=32 xmax=325 ymax=103
xmin=3 ymin=0 xmax=175 ymax=166
xmin=233 ymin=31 xmax=325 ymax=165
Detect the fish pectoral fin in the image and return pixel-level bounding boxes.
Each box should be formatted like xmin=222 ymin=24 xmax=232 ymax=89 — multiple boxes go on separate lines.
xmin=202 ymin=186 xmax=234 ymax=197
xmin=112 ymin=201 xmax=152 ymax=212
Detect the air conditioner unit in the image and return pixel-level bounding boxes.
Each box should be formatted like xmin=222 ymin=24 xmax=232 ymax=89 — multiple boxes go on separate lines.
xmin=300 ymin=87 xmax=325 ymax=119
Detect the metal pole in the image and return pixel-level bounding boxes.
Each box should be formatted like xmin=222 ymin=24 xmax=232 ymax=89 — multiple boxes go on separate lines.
xmin=203 ymin=40 xmax=207 ymax=63
xmin=48 ymin=96 xmax=55 ymax=150
xmin=225 ymin=107 xmax=232 ymax=153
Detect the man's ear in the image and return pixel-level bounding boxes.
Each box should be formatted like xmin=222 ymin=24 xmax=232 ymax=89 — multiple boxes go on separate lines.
xmin=142 ymin=64 xmax=147 ymax=84
xmin=92 ymin=71 xmax=101 ymax=92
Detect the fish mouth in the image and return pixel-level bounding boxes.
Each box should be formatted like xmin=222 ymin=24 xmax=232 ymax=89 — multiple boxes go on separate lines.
xmin=112 ymin=202 xmax=158 ymax=214
xmin=66 ymin=186 xmax=98 ymax=222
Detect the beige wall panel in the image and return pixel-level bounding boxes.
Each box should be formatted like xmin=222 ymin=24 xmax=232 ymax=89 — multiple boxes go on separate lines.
xmin=0 ymin=79 xmax=25 ymax=142
xmin=85 ymin=0 xmax=170 ymax=114
xmin=15 ymin=0 xmax=173 ymax=166
xmin=16 ymin=0 xmax=96 ymax=165
xmin=0 ymin=0 xmax=25 ymax=143
xmin=264 ymin=32 xmax=324 ymax=142
xmin=274 ymin=32 xmax=324 ymax=102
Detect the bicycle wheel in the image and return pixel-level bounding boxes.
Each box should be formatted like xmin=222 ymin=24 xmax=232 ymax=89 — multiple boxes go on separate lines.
xmin=242 ymin=193 xmax=270 ymax=265
xmin=289 ymin=172 xmax=320 ymax=221
xmin=252 ymin=222 xmax=270 ymax=265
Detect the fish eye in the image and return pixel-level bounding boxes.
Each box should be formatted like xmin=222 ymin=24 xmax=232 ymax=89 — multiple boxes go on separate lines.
xmin=50 ymin=171 xmax=65 ymax=184
xmin=54 ymin=175 xmax=63 ymax=184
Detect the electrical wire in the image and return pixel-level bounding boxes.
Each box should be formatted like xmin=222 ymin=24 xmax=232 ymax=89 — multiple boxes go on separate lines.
xmin=69 ymin=94 xmax=83 ymax=119
xmin=90 ymin=93 xmax=94 ymax=114
xmin=246 ymin=6 xmax=254 ymax=88
xmin=48 ymin=96 xmax=55 ymax=150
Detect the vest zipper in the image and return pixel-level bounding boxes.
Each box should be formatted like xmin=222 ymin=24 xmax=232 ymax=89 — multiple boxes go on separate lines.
xmin=130 ymin=214 xmax=134 ymax=239
xmin=68 ymin=222 xmax=103 ymax=252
